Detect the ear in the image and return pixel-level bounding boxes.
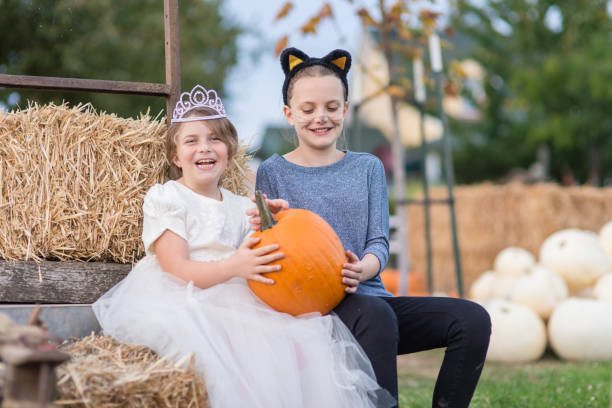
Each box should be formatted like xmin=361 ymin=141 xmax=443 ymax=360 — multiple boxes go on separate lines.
xmin=322 ymin=49 xmax=352 ymax=74
xmin=280 ymin=47 xmax=310 ymax=75
xmin=282 ymin=105 xmax=294 ymax=126
xmin=343 ymin=100 xmax=350 ymax=116
xmin=172 ymin=154 xmax=182 ymax=169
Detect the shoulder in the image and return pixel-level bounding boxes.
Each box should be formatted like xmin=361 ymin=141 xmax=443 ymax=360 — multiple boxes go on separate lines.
xmin=257 ymin=154 xmax=282 ymax=174
xmin=143 ymin=181 xmax=186 ymax=216
xmin=345 ymin=151 xmax=384 ymax=172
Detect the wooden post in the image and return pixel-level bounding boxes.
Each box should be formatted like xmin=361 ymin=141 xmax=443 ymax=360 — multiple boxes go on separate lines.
xmin=164 ymin=0 xmax=181 ymax=124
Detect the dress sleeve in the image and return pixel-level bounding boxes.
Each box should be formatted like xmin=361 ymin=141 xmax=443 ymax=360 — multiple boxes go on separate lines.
xmin=141 ymin=184 xmax=188 ymax=255
xmin=364 ymin=159 xmax=390 ymax=274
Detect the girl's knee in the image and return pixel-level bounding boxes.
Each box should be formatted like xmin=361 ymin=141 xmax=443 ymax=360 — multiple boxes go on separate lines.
xmin=457 ymin=299 xmax=491 ymax=345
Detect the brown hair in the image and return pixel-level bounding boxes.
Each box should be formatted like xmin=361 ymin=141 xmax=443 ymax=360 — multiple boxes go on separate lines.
xmin=166 ymin=107 xmax=238 ymax=180
xmin=285 ymin=65 xmax=347 ymax=107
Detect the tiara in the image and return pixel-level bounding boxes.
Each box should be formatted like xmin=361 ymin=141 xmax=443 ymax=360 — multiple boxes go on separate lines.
xmin=171 ymin=84 xmax=227 ymax=123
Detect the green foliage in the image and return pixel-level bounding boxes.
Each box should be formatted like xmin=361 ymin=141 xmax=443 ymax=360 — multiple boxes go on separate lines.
xmin=0 ymin=0 xmax=241 ymax=118
xmin=450 ymin=0 xmax=612 ymax=185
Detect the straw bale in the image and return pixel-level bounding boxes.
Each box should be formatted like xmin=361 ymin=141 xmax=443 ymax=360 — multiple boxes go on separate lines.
xmin=407 ymin=182 xmax=612 ymax=294
xmin=0 ymin=102 xmax=253 ymax=263
xmin=55 ymin=333 xmax=209 ymax=407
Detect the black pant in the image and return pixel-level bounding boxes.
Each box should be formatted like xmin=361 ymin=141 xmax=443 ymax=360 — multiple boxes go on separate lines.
xmin=334 ymin=295 xmax=491 ymax=408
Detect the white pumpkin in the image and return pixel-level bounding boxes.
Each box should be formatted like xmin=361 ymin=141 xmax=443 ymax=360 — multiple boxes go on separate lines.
xmin=594 ymin=273 xmax=612 ymax=301
xmin=484 ymin=300 xmax=547 ymax=363
xmin=510 ymin=265 xmax=568 ymax=319
xmin=600 ymin=221 xmax=612 ymax=257
xmin=490 ymin=275 xmax=520 ymax=300
xmin=548 ymin=298 xmax=612 ymax=361
xmin=539 ymin=229 xmax=610 ymax=293
xmin=493 ymin=247 xmax=535 ymax=277
xmin=469 ymin=270 xmax=497 ymax=302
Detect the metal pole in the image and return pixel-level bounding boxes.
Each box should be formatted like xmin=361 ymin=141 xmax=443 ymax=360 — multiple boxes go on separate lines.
xmin=413 ymin=56 xmax=434 ymax=294
xmin=429 ymin=32 xmax=463 ymax=297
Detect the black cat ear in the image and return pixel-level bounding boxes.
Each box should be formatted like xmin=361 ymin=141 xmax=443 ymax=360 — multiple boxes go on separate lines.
xmin=321 ymin=49 xmax=352 ymax=74
xmin=280 ymin=47 xmax=310 ymax=75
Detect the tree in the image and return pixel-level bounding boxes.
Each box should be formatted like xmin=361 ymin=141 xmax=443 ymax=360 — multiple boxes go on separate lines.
xmin=451 ymin=0 xmax=612 ymax=185
xmin=0 ymin=0 xmax=241 ymax=118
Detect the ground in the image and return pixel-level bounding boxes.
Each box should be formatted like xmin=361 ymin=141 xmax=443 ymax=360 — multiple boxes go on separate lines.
xmin=397 ymin=349 xmax=612 ymax=408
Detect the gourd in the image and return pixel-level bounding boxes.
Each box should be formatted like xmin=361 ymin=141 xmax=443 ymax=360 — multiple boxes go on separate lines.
xmin=539 ymin=229 xmax=610 ymax=293
xmin=594 ymin=273 xmax=612 ymax=301
xmin=493 ymin=247 xmax=535 ymax=277
xmin=509 ymin=265 xmax=568 ymax=319
xmin=380 ymin=269 xmax=428 ymax=296
xmin=248 ymin=191 xmax=346 ymax=316
xmin=484 ymin=300 xmax=547 ymax=363
xmin=548 ymin=298 xmax=612 ymax=361
xmin=600 ymin=221 xmax=612 ymax=256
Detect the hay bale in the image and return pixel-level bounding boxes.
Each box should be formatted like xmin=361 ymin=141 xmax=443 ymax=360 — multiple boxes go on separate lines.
xmin=55 ymin=333 xmax=209 ymax=407
xmin=0 ymin=102 xmax=252 ymax=263
xmin=408 ymin=182 xmax=612 ymax=294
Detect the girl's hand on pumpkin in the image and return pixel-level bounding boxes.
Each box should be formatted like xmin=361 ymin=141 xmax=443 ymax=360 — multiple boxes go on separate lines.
xmin=229 ymin=237 xmax=284 ymax=284
xmin=342 ymin=250 xmax=363 ymax=294
xmin=246 ymin=195 xmax=289 ymax=231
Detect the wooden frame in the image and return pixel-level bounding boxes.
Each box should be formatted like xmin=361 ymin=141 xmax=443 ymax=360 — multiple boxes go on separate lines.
xmin=0 ymin=0 xmax=181 ymax=121
xmin=0 ymin=0 xmax=180 ymax=304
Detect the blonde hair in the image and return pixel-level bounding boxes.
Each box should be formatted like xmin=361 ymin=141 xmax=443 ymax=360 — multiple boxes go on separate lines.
xmin=166 ymin=107 xmax=238 ymax=180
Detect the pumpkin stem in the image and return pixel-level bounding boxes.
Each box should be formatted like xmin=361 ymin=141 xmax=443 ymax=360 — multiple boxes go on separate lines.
xmin=255 ymin=190 xmax=277 ymax=231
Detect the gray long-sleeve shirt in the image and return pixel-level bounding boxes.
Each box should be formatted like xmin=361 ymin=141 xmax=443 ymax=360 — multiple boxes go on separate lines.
xmin=255 ymin=151 xmax=393 ymax=297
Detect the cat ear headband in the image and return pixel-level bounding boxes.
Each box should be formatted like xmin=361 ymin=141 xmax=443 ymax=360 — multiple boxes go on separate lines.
xmin=171 ymin=84 xmax=227 ymax=123
xmin=280 ymin=47 xmax=352 ymax=106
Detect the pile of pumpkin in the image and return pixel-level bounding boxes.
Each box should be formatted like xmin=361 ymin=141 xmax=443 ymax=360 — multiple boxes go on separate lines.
xmin=470 ymin=221 xmax=612 ymax=363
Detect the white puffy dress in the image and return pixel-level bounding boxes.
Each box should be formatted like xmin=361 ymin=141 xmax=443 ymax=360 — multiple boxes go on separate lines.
xmin=93 ymin=180 xmax=393 ymax=408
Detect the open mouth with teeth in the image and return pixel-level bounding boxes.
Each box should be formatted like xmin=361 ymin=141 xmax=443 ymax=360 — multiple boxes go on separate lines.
xmin=195 ymin=158 xmax=216 ymax=170
xmin=310 ymin=127 xmax=333 ymax=136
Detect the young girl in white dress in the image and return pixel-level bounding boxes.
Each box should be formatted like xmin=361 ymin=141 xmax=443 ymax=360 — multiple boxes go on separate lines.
xmin=92 ymin=85 xmax=394 ymax=408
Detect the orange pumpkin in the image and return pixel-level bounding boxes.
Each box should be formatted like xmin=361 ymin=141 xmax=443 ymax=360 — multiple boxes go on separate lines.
xmin=248 ymin=191 xmax=346 ymax=316
xmin=381 ymin=268 xmax=428 ymax=296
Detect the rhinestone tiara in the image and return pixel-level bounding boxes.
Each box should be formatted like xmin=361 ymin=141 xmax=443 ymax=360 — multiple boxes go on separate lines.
xmin=171 ymin=84 xmax=227 ymax=123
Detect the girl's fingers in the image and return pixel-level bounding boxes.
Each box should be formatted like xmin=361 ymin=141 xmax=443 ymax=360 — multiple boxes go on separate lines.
xmin=345 ymin=250 xmax=360 ymax=263
xmin=345 ymin=285 xmax=357 ymax=294
xmin=240 ymin=237 xmax=260 ymax=248
xmin=250 ymin=275 xmax=275 ymax=285
xmin=254 ymin=244 xmax=280 ymax=255
xmin=257 ymin=264 xmax=282 ymax=273
xmin=258 ymin=252 xmax=284 ymax=264
xmin=342 ymin=277 xmax=359 ymax=287
xmin=342 ymin=262 xmax=360 ymax=272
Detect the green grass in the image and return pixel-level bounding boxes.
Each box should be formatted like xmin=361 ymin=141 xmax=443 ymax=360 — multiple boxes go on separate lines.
xmin=397 ymin=349 xmax=612 ymax=408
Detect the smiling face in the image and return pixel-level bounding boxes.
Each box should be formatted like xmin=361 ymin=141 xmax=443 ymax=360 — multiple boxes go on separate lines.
xmin=283 ymin=74 xmax=349 ymax=153
xmin=172 ymin=120 xmax=229 ymax=198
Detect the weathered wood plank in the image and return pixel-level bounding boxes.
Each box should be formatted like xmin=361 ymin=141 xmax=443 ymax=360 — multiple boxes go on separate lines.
xmin=0 ymin=74 xmax=171 ymax=96
xmin=0 ymin=261 xmax=131 ymax=304
xmin=164 ymin=0 xmax=181 ymax=122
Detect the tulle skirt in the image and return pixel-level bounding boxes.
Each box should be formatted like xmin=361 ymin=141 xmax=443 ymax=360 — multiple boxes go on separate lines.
xmin=93 ymin=256 xmax=395 ymax=408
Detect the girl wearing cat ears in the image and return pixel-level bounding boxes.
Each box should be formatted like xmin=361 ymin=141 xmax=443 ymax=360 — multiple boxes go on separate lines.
xmin=253 ymin=47 xmax=492 ymax=408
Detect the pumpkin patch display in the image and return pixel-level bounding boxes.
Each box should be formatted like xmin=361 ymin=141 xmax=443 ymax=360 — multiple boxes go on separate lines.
xmin=539 ymin=229 xmax=610 ymax=294
xmin=593 ymin=273 xmax=612 ymax=301
xmin=509 ymin=265 xmax=568 ymax=320
xmin=483 ymin=299 xmax=547 ymax=363
xmin=493 ymin=247 xmax=535 ymax=277
xmin=248 ymin=191 xmax=346 ymax=316
xmin=548 ymin=298 xmax=612 ymax=361
xmin=380 ymin=268 xmax=428 ymax=296
xmin=599 ymin=221 xmax=612 ymax=257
